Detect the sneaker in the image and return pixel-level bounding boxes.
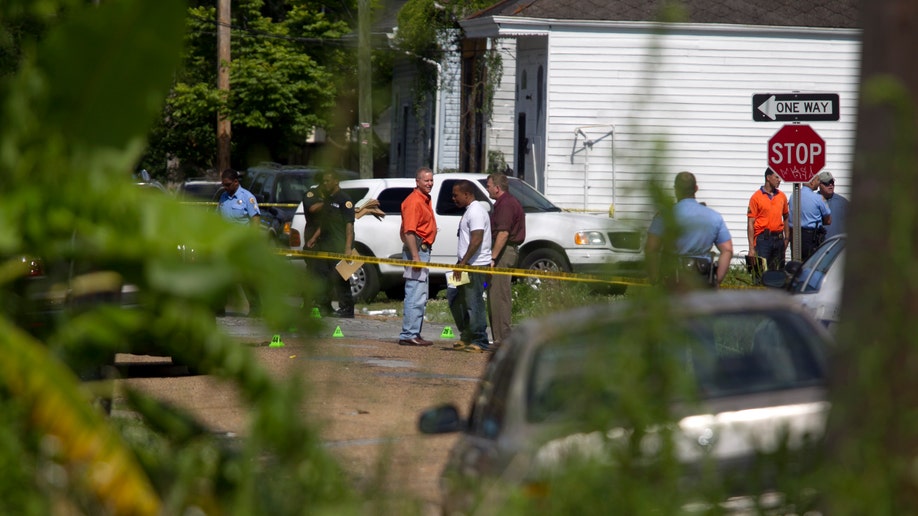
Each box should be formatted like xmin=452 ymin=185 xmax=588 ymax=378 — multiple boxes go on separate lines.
xmin=452 ymin=341 xmax=469 ymax=350
xmin=464 ymin=343 xmax=489 ymax=353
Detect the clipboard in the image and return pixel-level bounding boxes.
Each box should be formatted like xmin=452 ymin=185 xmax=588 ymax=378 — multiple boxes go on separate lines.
xmin=335 ymin=252 xmax=365 ymax=280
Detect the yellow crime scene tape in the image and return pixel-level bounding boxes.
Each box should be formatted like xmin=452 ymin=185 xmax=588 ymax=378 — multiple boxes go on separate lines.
xmin=191 ymin=201 xmax=757 ymax=290
xmin=180 ymin=202 xmax=299 ymax=208
xmin=283 ymin=249 xmax=649 ymax=288
xmin=281 ymin=250 xmax=766 ymax=290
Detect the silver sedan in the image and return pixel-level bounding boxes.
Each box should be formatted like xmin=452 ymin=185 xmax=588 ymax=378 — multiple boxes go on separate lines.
xmin=419 ymin=290 xmax=832 ymax=514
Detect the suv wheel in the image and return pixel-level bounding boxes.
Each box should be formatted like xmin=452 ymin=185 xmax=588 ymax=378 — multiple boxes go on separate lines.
xmin=519 ymin=248 xmax=569 ymax=288
xmin=348 ymin=264 xmax=380 ymax=302
xmin=520 ymin=248 xmax=568 ymax=273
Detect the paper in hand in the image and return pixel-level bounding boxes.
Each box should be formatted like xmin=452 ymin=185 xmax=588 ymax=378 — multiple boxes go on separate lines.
xmin=335 ymin=252 xmax=365 ymax=280
xmin=403 ymin=265 xmax=428 ymax=282
xmin=446 ymin=270 xmax=470 ymax=287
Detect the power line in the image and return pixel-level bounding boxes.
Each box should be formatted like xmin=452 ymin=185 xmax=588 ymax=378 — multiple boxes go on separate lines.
xmin=189 ymin=12 xmax=361 ymax=46
xmin=187 ymin=12 xmax=449 ymax=56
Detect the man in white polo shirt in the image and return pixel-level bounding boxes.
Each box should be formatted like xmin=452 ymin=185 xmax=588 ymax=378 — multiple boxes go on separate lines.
xmin=449 ymin=180 xmax=492 ymax=353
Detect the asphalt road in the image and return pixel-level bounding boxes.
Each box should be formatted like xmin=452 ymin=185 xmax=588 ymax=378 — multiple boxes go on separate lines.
xmin=113 ymin=313 xmax=489 ymax=512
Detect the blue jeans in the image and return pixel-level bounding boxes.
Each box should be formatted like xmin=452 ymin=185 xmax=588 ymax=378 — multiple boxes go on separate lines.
xmin=447 ymin=271 xmax=489 ymax=348
xmin=399 ymin=247 xmax=431 ymax=340
xmin=754 ymin=233 xmax=786 ymax=282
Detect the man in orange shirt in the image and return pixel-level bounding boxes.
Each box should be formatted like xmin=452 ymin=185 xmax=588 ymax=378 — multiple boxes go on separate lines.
xmin=398 ymin=167 xmax=438 ymax=346
xmin=747 ymin=168 xmax=789 ymax=281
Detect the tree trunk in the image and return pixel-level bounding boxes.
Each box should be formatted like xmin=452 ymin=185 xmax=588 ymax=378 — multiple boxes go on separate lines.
xmin=826 ymin=0 xmax=918 ymax=512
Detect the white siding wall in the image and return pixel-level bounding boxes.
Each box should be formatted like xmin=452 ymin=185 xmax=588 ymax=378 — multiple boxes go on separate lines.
xmin=543 ymin=26 xmax=860 ymax=253
xmin=438 ymin=35 xmax=462 ymax=171
xmin=488 ymin=38 xmax=518 ymax=171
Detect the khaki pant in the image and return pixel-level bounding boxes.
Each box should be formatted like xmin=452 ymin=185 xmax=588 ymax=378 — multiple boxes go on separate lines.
xmin=488 ymin=245 xmax=519 ymax=345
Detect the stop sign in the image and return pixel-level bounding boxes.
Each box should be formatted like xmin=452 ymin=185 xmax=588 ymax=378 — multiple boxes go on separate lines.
xmin=767 ymin=124 xmax=825 ymax=182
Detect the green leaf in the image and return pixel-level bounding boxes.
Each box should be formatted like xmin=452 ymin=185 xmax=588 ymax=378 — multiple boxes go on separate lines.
xmin=38 ymin=0 xmax=186 ymax=149
xmin=0 ymin=317 xmax=161 ymax=514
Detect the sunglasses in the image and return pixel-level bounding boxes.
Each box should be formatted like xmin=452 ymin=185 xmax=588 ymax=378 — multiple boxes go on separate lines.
xmin=821 ymin=181 xmax=835 ymax=186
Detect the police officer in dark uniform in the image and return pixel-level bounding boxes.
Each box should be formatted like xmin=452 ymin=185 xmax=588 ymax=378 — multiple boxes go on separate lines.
xmin=304 ymin=170 xmax=356 ymax=318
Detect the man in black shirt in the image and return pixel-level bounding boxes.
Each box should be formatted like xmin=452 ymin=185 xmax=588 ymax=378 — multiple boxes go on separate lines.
xmin=304 ymin=170 xmax=356 ymax=318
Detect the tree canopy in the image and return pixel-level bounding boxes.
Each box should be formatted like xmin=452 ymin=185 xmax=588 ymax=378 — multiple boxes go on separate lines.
xmin=139 ymin=0 xmax=359 ymax=178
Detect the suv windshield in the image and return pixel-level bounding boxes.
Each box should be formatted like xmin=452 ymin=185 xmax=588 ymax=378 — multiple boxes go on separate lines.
xmin=476 ymin=178 xmax=562 ymax=213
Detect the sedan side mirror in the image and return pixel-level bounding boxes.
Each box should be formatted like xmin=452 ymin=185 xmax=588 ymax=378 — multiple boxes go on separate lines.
xmin=418 ymin=403 xmax=465 ymax=434
xmin=761 ymin=270 xmax=788 ymax=289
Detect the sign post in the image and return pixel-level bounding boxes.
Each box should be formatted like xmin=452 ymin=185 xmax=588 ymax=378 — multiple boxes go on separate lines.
xmin=767 ymin=124 xmax=826 ymax=261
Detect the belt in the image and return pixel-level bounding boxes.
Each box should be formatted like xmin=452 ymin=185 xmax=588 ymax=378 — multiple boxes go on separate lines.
xmin=761 ymin=229 xmax=784 ymax=239
xmin=407 ymin=235 xmax=432 ymax=252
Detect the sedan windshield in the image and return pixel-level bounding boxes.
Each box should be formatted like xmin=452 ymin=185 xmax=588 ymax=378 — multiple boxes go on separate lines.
xmin=789 ymin=236 xmax=845 ymax=294
xmin=526 ymin=310 xmax=827 ymax=423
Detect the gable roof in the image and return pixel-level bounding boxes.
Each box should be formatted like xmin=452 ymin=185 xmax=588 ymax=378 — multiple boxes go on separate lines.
xmin=468 ymin=0 xmax=859 ymax=29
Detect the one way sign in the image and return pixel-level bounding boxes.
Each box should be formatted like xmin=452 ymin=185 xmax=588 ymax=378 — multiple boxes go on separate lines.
xmin=753 ymin=93 xmax=840 ymax=122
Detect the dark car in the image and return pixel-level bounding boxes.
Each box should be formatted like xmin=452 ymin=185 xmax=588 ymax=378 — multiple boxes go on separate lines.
xmin=419 ymin=290 xmax=831 ymax=514
xmin=180 ymin=178 xmax=223 ymax=202
xmin=244 ymin=162 xmax=359 ymax=246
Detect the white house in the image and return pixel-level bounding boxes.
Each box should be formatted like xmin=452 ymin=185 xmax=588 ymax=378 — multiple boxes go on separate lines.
xmin=388 ymin=33 xmax=463 ymax=177
xmin=460 ymin=0 xmax=861 ymax=253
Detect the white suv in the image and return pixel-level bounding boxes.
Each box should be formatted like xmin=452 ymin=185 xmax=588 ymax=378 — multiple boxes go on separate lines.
xmin=288 ymin=173 xmax=645 ymax=301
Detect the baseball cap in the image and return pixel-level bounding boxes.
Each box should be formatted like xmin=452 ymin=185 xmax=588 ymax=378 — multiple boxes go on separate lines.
xmin=816 ymin=171 xmax=834 ymax=183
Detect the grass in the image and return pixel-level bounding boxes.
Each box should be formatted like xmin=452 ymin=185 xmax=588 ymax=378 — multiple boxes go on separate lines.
xmin=357 ymin=265 xmax=764 ymax=324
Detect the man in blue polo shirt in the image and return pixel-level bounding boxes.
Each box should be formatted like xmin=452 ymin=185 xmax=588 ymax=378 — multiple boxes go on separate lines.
xmin=646 ymin=171 xmax=733 ymax=289
xmin=218 ymin=168 xmax=261 ymax=225
xmin=217 ymin=168 xmax=261 ymax=315
xmin=788 ymin=174 xmax=832 ymax=261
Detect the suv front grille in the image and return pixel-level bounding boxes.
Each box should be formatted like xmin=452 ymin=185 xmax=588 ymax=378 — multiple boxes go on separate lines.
xmin=607 ymin=231 xmax=643 ymax=251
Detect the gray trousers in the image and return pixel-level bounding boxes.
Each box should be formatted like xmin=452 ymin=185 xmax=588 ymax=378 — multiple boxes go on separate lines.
xmin=488 ymin=245 xmax=519 ymax=345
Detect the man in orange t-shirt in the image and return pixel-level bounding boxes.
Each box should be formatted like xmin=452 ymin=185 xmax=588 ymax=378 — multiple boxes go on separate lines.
xmin=747 ymin=168 xmax=789 ymax=281
xmin=398 ymin=167 xmax=438 ymax=347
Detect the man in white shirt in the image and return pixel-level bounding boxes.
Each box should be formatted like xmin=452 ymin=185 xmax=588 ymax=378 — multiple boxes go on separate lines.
xmin=449 ymin=180 xmax=492 ymax=353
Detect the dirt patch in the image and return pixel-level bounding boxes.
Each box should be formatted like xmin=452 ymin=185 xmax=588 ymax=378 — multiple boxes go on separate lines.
xmin=115 ymin=320 xmax=488 ymax=510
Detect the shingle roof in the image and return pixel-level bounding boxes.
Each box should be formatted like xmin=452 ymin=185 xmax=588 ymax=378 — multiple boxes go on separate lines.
xmin=469 ymin=0 xmax=860 ymax=29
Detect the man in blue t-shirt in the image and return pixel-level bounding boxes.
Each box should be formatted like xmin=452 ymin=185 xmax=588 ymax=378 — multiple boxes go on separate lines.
xmin=646 ymin=171 xmax=733 ymax=288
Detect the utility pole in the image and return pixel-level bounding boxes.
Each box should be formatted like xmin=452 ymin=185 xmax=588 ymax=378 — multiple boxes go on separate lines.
xmin=216 ymin=0 xmax=232 ymax=173
xmin=357 ymin=0 xmax=372 ymax=178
